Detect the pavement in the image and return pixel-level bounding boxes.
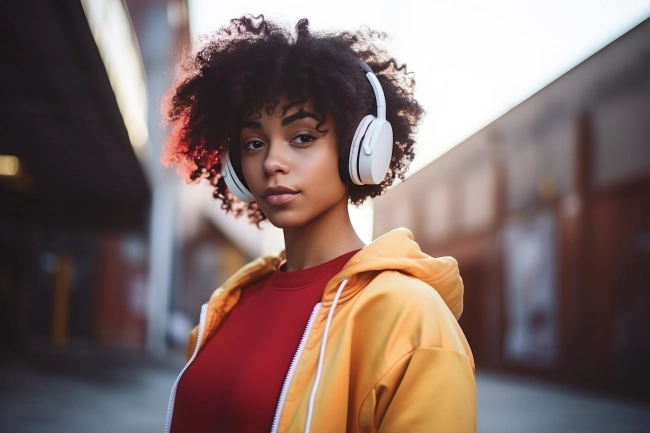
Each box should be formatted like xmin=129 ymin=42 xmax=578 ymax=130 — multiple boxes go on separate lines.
xmin=1 ymin=345 xmax=649 ymax=433
xmin=0 ymin=344 xmax=184 ymax=433
xmin=477 ymin=373 xmax=650 ymax=433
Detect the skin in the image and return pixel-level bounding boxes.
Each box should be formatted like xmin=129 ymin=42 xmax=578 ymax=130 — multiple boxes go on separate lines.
xmin=239 ymin=102 xmax=365 ymax=271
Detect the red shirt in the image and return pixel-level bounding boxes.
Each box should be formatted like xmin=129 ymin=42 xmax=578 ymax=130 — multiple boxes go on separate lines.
xmin=171 ymin=250 xmax=359 ymax=433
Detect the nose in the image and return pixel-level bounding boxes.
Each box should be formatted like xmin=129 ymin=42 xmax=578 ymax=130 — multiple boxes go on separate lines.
xmin=263 ymin=141 xmax=290 ymax=176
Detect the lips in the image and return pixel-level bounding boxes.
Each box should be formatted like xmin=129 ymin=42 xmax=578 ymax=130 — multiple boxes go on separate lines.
xmin=262 ymin=185 xmax=299 ymax=205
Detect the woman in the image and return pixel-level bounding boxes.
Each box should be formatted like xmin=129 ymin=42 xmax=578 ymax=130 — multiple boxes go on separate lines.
xmin=162 ymin=15 xmax=475 ymax=433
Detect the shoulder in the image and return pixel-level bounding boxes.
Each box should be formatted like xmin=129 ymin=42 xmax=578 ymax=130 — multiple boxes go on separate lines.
xmin=208 ymin=252 xmax=281 ymax=301
xmin=360 ymin=269 xmax=450 ymax=313
xmin=351 ymin=270 xmax=471 ymax=357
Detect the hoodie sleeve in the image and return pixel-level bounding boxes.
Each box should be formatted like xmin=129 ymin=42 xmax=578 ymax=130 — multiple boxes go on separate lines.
xmin=360 ymin=347 xmax=476 ymax=433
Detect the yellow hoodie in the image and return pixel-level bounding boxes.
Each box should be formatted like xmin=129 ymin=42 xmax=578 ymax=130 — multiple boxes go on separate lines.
xmin=166 ymin=228 xmax=476 ymax=433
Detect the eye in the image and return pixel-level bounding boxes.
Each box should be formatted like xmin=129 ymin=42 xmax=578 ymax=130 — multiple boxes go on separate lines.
xmin=291 ymin=134 xmax=316 ymax=145
xmin=243 ymin=140 xmax=265 ymax=151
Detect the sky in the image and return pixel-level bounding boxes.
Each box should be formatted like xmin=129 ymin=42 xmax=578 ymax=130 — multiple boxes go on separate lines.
xmin=187 ymin=0 xmax=650 ymax=243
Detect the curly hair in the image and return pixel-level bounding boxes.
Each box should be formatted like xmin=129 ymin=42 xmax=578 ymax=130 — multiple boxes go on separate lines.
xmin=162 ymin=15 xmax=424 ymax=223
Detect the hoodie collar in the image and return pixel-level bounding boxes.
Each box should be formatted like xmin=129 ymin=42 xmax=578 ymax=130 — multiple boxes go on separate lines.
xmin=321 ymin=228 xmax=465 ymax=320
xmin=213 ymin=228 xmax=464 ymax=321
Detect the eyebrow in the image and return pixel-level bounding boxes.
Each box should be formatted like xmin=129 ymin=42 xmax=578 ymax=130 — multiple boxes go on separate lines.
xmin=239 ymin=109 xmax=321 ymax=131
xmin=281 ymin=109 xmax=321 ymax=126
xmin=240 ymin=120 xmax=262 ymax=130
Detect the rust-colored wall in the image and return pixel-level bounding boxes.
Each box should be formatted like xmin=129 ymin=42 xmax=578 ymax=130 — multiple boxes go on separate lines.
xmin=95 ymin=234 xmax=148 ymax=347
xmin=584 ymin=179 xmax=650 ymax=397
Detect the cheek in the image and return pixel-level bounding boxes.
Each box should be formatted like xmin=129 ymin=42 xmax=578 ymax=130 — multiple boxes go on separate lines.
xmin=323 ymin=141 xmax=344 ymax=186
xmin=303 ymin=144 xmax=345 ymax=193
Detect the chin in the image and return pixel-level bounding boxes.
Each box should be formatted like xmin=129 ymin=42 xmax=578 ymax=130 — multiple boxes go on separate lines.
xmin=264 ymin=213 xmax=311 ymax=229
xmin=258 ymin=194 xmax=348 ymax=230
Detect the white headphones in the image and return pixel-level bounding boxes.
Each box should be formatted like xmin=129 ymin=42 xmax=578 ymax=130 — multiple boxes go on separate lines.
xmin=221 ymin=60 xmax=393 ymax=202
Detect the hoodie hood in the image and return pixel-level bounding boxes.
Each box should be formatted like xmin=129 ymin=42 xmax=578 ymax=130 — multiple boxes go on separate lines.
xmin=323 ymin=228 xmax=464 ymax=320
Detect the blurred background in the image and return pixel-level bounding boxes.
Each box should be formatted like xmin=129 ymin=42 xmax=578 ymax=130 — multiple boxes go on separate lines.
xmin=1 ymin=0 xmax=650 ymax=432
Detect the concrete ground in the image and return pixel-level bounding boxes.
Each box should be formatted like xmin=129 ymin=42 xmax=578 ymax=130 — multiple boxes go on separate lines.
xmin=477 ymin=373 xmax=650 ymax=433
xmin=1 ymin=345 xmax=649 ymax=433
xmin=0 ymin=345 xmax=183 ymax=433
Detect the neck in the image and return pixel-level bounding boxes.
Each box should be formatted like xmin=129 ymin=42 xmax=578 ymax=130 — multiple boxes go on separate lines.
xmin=282 ymin=200 xmax=365 ymax=272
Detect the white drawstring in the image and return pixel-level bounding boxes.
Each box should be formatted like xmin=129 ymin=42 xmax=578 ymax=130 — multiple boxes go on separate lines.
xmin=303 ymin=279 xmax=348 ymax=433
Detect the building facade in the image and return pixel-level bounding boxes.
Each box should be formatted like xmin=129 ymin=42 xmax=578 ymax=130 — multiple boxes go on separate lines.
xmin=374 ymin=18 xmax=650 ymax=400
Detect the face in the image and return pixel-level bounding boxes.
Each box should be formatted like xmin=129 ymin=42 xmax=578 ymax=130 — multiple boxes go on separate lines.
xmin=238 ymin=102 xmax=349 ymax=229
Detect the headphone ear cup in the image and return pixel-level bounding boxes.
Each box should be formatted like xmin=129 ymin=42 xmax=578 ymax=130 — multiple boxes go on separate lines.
xmin=221 ymin=151 xmax=256 ymax=202
xmin=357 ymin=119 xmax=393 ymax=185
xmin=349 ymin=115 xmax=375 ymax=185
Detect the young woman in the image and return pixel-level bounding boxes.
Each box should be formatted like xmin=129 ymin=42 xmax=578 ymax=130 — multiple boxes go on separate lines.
xmin=162 ymin=15 xmax=475 ymax=433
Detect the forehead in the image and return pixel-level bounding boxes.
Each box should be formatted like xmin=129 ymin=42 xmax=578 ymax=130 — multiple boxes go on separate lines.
xmin=242 ymin=99 xmax=317 ymax=121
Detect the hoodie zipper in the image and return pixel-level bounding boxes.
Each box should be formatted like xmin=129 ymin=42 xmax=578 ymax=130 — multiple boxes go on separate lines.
xmin=271 ymin=303 xmax=322 ymax=433
xmin=164 ymin=303 xmax=208 ymax=433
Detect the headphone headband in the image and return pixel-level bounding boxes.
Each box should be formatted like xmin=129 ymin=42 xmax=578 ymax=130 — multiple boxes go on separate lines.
xmin=358 ymin=60 xmax=386 ymax=120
